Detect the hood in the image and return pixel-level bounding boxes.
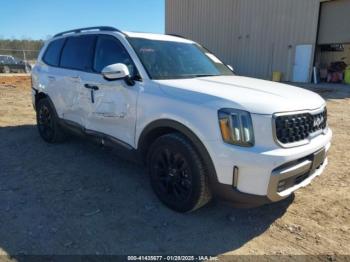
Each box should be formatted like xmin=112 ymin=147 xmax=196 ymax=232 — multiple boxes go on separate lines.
xmin=155 ymin=76 xmax=325 ymax=114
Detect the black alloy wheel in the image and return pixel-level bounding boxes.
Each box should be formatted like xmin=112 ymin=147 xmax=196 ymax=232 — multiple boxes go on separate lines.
xmin=148 ymin=133 xmax=211 ymax=212
xmin=152 ymin=147 xmax=193 ymax=203
xmin=36 ymin=98 xmax=66 ymax=143
xmin=38 ymin=104 xmax=55 ymax=142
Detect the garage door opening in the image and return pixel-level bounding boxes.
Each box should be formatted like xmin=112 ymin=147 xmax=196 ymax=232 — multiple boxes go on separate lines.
xmin=314 ymin=43 xmax=350 ymax=84
xmin=313 ymin=0 xmax=350 ymax=85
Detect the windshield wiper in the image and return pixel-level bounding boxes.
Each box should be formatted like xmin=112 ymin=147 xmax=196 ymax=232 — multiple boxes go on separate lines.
xmin=192 ymin=74 xmax=219 ymax=78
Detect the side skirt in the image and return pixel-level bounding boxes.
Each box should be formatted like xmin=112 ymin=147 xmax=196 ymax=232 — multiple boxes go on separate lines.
xmin=59 ymin=119 xmax=143 ymax=164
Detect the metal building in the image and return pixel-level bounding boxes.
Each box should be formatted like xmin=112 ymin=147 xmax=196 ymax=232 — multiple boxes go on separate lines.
xmin=166 ymin=0 xmax=350 ymax=83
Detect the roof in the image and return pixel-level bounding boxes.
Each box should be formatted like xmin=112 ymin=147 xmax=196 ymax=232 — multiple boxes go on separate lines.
xmin=51 ymin=26 xmax=194 ymax=43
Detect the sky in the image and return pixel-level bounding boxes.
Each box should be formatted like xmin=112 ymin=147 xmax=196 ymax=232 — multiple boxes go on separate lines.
xmin=0 ymin=0 xmax=165 ymax=40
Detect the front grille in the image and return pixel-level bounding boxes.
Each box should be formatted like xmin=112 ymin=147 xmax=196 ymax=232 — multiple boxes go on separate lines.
xmin=275 ymin=108 xmax=327 ymax=145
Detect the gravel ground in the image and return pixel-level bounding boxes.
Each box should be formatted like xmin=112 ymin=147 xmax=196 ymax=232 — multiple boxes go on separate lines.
xmin=0 ymin=76 xmax=349 ymax=258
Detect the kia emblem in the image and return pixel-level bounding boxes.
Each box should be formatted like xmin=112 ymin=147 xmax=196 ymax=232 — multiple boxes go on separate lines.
xmin=313 ymin=116 xmax=324 ymax=127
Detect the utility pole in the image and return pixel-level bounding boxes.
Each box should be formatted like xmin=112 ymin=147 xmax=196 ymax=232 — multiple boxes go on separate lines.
xmin=22 ymin=50 xmax=28 ymax=73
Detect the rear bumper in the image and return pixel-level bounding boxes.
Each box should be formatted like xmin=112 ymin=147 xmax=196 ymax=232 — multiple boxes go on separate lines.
xmin=31 ymin=88 xmax=37 ymax=110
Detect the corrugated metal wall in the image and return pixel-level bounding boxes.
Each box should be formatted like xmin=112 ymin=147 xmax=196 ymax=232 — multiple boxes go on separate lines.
xmin=166 ymin=0 xmax=321 ymax=81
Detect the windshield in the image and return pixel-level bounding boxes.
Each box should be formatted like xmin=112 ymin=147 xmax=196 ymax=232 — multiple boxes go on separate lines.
xmin=128 ymin=37 xmax=234 ymax=80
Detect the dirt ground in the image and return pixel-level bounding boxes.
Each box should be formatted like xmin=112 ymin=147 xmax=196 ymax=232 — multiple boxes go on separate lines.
xmin=0 ymin=75 xmax=349 ymax=258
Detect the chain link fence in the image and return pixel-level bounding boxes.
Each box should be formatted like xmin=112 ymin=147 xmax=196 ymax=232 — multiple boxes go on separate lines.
xmin=0 ymin=48 xmax=41 ymax=74
xmin=0 ymin=38 xmax=43 ymax=74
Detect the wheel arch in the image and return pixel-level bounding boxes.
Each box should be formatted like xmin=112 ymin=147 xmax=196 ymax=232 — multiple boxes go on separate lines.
xmin=35 ymin=92 xmax=48 ymax=109
xmin=137 ymin=119 xmax=218 ymax=183
xmin=34 ymin=92 xmax=60 ymax=119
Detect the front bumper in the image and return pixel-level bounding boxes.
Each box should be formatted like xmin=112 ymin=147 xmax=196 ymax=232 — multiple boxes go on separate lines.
xmin=205 ymin=128 xmax=332 ymax=205
xmin=267 ymin=145 xmax=329 ymax=201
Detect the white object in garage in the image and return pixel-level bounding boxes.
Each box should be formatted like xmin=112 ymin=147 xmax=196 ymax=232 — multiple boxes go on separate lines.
xmin=293 ymin=44 xmax=313 ymax=83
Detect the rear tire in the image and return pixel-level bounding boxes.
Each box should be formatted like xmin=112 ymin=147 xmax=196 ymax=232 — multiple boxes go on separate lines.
xmin=147 ymin=133 xmax=212 ymax=212
xmin=36 ymin=98 xmax=66 ymax=143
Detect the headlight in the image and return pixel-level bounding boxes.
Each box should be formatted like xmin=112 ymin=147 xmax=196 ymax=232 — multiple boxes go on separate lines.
xmin=218 ymin=108 xmax=255 ymax=147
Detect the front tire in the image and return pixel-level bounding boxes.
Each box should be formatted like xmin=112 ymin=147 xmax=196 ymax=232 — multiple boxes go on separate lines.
xmin=147 ymin=133 xmax=212 ymax=212
xmin=36 ymin=98 xmax=66 ymax=143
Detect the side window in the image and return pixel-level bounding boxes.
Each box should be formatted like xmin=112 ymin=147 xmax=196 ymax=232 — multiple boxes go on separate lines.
xmin=43 ymin=38 xmax=65 ymax=66
xmin=94 ymin=35 xmax=135 ymax=75
xmin=60 ymin=35 xmax=96 ymax=71
xmin=9 ymin=57 xmax=16 ymax=64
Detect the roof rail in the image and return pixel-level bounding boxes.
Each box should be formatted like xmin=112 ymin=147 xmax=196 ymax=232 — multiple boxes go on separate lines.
xmin=167 ymin=33 xmax=186 ymax=39
xmin=53 ymin=26 xmax=123 ymax=37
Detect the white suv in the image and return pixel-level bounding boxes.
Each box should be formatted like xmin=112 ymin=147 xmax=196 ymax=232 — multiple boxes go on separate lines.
xmin=32 ymin=27 xmax=332 ymax=212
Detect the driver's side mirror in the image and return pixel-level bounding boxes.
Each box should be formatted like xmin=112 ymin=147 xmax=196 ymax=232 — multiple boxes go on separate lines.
xmin=102 ymin=63 xmax=130 ymax=80
xmin=102 ymin=63 xmax=136 ymax=86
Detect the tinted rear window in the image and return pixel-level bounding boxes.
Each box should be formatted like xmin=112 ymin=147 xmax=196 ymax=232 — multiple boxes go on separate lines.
xmin=43 ymin=38 xmax=65 ymax=66
xmin=60 ymin=35 xmax=96 ymax=71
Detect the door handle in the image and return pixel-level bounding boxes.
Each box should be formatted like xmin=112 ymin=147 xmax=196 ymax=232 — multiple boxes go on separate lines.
xmin=48 ymin=76 xmax=56 ymax=81
xmin=84 ymin=84 xmax=99 ymax=91
xmin=84 ymin=84 xmax=99 ymax=104
xmin=70 ymin=76 xmax=81 ymax=82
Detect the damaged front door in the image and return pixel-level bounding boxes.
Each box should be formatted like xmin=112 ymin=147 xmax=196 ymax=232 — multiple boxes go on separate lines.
xmin=84 ymin=76 xmax=139 ymax=147
xmin=83 ymin=34 xmax=140 ymax=147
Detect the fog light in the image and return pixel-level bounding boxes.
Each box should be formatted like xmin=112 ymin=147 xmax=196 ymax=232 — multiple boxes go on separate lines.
xmin=278 ymin=181 xmax=286 ymax=187
xmin=278 ymin=186 xmax=286 ymax=192
xmin=277 ymin=181 xmax=286 ymax=192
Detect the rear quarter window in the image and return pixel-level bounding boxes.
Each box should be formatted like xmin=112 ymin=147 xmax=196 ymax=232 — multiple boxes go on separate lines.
xmin=60 ymin=35 xmax=96 ymax=71
xmin=43 ymin=38 xmax=65 ymax=66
